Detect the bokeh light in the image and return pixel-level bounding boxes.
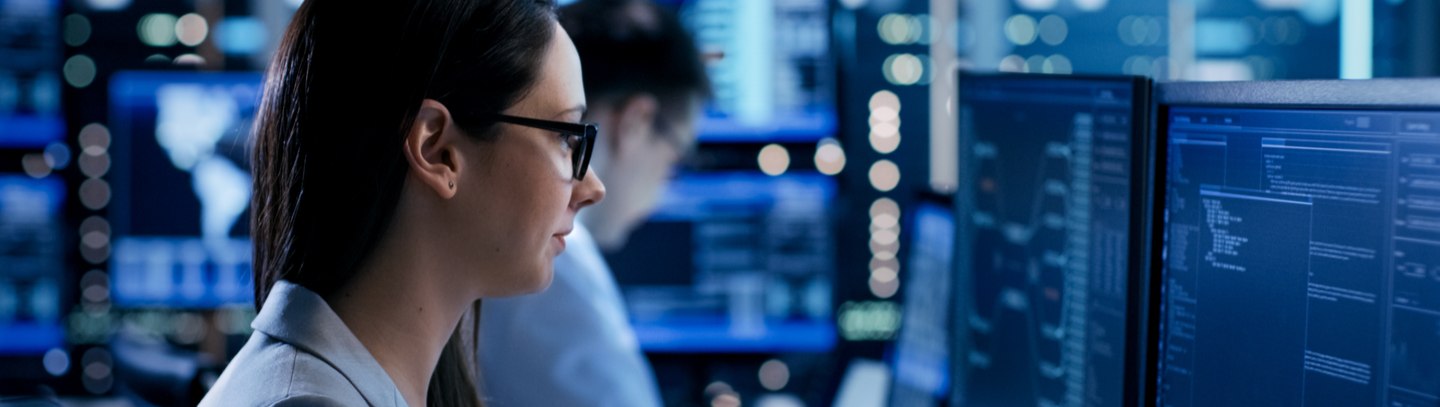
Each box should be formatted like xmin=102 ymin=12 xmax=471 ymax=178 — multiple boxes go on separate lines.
xmin=1038 ymin=15 xmax=1068 ymax=45
xmin=79 ymin=178 xmax=111 ymax=210
xmin=82 ymin=347 xmax=114 ymax=394
xmin=138 ymin=13 xmax=179 ymax=47
xmin=22 ymin=153 xmax=51 ymax=178
xmin=175 ymin=13 xmax=209 ymax=46
xmin=758 ymin=143 xmax=791 ymax=176
xmin=814 ymin=138 xmax=846 ymax=175
xmin=758 ymin=359 xmax=791 ymax=391
xmin=869 ymin=272 xmax=900 ymax=298
xmin=1044 ymin=54 xmax=1073 ymax=74
xmin=868 ymin=159 xmax=900 ymax=192
xmin=63 ymin=55 xmax=97 ymax=88
xmin=174 ymin=53 xmax=206 ymax=65
xmin=869 ymin=197 xmax=900 ymax=219
xmin=1005 ymin=14 xmax=1038 ymax=46
xmin=64 ymin=14 xmax=92 ymax=47
xmin=883 ymin=53 xmax=924 ymax=85
xmin=1074 ymin=0 xmax=1109 ymax=11
xmin=43 ymin=348 xmax=70 ymax=376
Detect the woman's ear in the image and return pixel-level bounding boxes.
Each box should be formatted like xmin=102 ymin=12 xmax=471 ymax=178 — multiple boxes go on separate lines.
xmin=403 ymin=99 xmax=461 ymax=199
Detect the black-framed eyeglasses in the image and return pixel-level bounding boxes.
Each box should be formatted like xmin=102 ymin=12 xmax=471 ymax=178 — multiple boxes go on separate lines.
xmin=487 ymin=114 xmax=597 ymax=181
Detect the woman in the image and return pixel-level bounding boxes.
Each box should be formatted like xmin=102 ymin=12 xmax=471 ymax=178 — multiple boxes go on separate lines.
xmin=199 ymin=0 xmax=604 ymax=405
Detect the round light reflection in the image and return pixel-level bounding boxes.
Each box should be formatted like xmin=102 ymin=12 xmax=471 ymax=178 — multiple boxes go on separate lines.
xmin=758 ymin=359 xmax=790 ymax=391
xmin=814 ymin=138 xmax=846 ymax=175
xmin=1004 ymin=15 xmax=1038 ymax=46
xmin=883 ymin=53 xmax=924 ymax=86
xmin=80 ymin=178 xmax=111 ymax=210
xmin=1038 ymin=15 xmax=1068 ymax=45
xmin=870 ymin=197 xmax=900 ymax=219
xmin=758 ymin=144 xmax=790 ymax=176
xmin=176 ymin=13 xmax=208 ymax=46
xmin=870 ymin=273 xmax=900 ymax=298
xmin=870 ymin=128 xmax=900 ymax=154
xmin=868 ymin=159 xmax=901 ymax=192
xmin=1044 ymin=54 xmax=1073 ymax=74
xmin=65 ymin=14 xmax=93 ymax=47
xmin=999 ymin=54 xmax=1026 ymax=72
xmin=43 ymin=348 xmax=69 ymax=376
xmin=63 ymin=55 xmax=97 ymax=88
xmin=138 ymin=13 xmax=179 ymax=47
xmin=869 ymin=90 xmax=900 ymax=111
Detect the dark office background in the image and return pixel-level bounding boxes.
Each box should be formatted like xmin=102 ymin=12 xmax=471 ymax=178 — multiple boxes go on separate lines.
xmin=1 ymin=0 xmax=1438 ymax=405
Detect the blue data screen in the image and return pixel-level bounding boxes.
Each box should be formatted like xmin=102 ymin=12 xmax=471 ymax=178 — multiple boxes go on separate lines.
xmin=679 ymin=0 xmax=835 ymax=142
xmin=108 ymin=71 xmax=262 ymax=308
xmin=1157 ymin=107 xmax=1440 ymax=407
xmin=607 ymin=171 xmax=837 ymax=352
xmin=890 ymin=202 xmax=955 ymax=407
xmin=956 ymin=77 xmax=1136 ymax=407
xmin=0 ymin=175 xmax=66 ymax=354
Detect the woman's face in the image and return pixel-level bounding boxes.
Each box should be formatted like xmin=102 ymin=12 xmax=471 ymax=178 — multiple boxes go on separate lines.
xmin=449 ymin=22 xmax=604 ymax=297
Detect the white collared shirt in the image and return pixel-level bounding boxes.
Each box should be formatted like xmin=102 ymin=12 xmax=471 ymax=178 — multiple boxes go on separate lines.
xmin=202 ymin=280 xmax=408 ymax=407
xmin=478 ymin=224 xmax=662 ymax=407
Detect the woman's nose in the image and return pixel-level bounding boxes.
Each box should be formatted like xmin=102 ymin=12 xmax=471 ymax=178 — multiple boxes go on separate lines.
xmin=571 ymin=167 xmax=605 ymax=210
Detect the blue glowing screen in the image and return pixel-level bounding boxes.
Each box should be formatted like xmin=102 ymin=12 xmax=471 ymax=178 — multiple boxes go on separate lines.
xmin=0 ymin=175 xmax=66 ymax=354
xmin=1157 ymin=107 xmax=1440 ymax=407
xmin=890 ymin=201 xmax=955 ymax=407
xmin=956 ymin=75 xmax=1138 ymax=407
xmin=108 ymin=71 xmax=262 ymax=309
xmin=607 ymin=171 xmax=837 ymax=352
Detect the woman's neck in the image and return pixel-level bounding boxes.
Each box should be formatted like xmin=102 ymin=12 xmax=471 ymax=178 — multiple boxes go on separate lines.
xmin=326 ymin=243 xmax=470 ymax=407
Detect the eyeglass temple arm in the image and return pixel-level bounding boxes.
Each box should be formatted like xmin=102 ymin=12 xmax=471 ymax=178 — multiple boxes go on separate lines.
xmin=489 ymin=114 xmax=590 ymax=136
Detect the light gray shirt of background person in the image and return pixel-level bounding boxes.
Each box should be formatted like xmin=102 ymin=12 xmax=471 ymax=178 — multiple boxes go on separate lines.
xmin=478 ymin=224 xmax=663 ymax=407
xmin=201 ymin=280 xmax=409 ymax=407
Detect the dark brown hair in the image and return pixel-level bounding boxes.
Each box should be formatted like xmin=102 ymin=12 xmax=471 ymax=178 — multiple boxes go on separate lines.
xmin=558 ymin=0 xmax=710 ymax=122
xmin=250 ymin=0 xmax=557 ymax=405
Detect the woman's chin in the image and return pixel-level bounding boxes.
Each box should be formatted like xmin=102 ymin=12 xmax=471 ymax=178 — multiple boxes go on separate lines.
xmin=522 ymin=259 xmax=555 ymax=295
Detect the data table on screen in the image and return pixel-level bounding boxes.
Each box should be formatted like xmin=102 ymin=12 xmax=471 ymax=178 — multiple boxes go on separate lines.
xmin=1157 ymin=107 xmax=1440 ymax=407
xmin=955 ymin=75 xmax=1147 ymax=407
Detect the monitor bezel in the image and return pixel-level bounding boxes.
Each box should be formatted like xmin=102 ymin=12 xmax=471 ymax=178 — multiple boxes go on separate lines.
xmin=1144 ymin=78 xmax=1440 ymax=407
xmin=951 ymin=71 xmax=1153 ymax=407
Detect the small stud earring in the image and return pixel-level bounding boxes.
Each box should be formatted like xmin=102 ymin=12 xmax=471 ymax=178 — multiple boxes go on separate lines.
xmin=449 ymin=181 xmax=454 ymax=189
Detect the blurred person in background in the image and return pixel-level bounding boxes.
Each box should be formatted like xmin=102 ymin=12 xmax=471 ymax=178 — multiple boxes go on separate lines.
xmin=200 ymin=0 xmax=606 ymax=405
xmin=477 ymin=0 xmax=709 ymax=405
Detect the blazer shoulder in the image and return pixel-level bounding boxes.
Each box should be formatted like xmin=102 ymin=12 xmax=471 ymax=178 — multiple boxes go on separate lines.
xmin=202 ymin=333 xmax=368 ymax=407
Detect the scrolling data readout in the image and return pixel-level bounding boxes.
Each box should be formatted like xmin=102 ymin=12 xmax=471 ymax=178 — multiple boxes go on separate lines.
xmin=1157 ymin=107 xmax=1440 ymax=407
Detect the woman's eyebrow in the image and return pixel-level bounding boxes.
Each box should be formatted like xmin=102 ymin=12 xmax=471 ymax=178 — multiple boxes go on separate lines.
xmin=554 ymin=104 xmax=586 ymax=120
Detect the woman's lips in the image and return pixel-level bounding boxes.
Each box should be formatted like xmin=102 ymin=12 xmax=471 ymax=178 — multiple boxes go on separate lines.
xmin=551 ymin=233 xmax=568 ymax=256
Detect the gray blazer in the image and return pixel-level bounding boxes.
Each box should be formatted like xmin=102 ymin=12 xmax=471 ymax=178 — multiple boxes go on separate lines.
xmin=200 ymin=280 xmax=409 ymax=407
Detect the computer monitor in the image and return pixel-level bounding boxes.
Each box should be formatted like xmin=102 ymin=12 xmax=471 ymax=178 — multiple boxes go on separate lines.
xmin=952 ymin=72 xmax=1152 ymax=407
xmin=677 ymin=0 xmax=836 ymax=142
xmin=1152 ymin=79 xmax=1440 ymax=407
xmin=107 ymin=71 xmax=262 ymax=309
xmin=889 ymin=196 xmax=957 ymax=407
xmin=0 ymin=175 xmax=66 ymax=355
xmin=0 ymin=0 xmax=64 ymax=149
xmin=604 ymin=171 xmax=836 ymax=352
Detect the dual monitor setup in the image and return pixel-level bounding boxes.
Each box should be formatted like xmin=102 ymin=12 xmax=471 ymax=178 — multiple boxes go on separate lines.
xmin=940 ymin=73 xmax=1440 ymax=407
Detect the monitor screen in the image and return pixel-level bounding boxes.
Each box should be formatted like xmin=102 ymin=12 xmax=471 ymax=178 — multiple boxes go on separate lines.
xmin=0 ymin=175 xmax=65 ymax=354
xmin=890 ymin=200 xmax=956 ymax=407
xmin=605 ymin=171 xmax=836 ymax=352
xmin=0 ymin=0 xmax=64 ymax=149
xmin=678 ymin=0 xmax=835 ymax=142
xmin=1156 ymin=106 xmax=1440 ymax=406
xmin=954 ymin=74 xmax=1145 ymax=407
xmin=107 ymin=71 xmax=261 ymax=308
